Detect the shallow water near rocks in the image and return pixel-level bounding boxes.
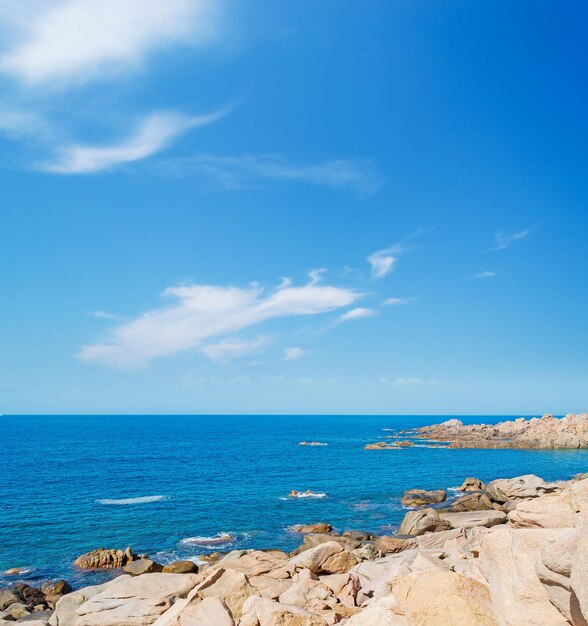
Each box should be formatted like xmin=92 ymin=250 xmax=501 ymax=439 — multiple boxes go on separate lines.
xmin=1 ymin=414 xmax=587 ymax=588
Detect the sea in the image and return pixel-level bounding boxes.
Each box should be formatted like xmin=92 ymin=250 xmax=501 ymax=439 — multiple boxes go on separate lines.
xmin=2 ymin=414 xmax=587 ymax=589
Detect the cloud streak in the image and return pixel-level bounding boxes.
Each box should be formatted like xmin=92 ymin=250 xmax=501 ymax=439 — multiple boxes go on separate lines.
xmin=78 ymin=278 xmax=359 ymax=368
xmin=157 ymin=154 xmax=384 ymax=196
xmin=38 ymin=109 xmax=227 ymax=174
xmin=489 ymin=228 xmax=533 ymax=251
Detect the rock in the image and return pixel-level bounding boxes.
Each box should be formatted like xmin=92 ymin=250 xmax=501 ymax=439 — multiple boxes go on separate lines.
xmin=390 ymin=570 xmax=497 ymax=625
xmin=289 ymin=541 xmax=358 ymax=574
xmin=14 ymin=585 xmax=47 ymax=609
xmin=438 ymin=510 xmax=507 ymax=529
xmin=343 ymin=530 xmax=374 ymax=542
xmin=569 ymin=535 xmax=588 ymax=626
xmin=74 ymin=547 xmax=137 ymax=570
xmin=508 ymin=491 xmax=579 ymax=529
xmin=397 ymin=508 xmax=451 ymax=536
xmin=162 ymin=561 xmax=198 ymax=574
xmin=192 ymin=567 xmax=256 ymax=621
xmin=374 ymin=536 xmax=414 ymax=554
xmin=19 ymin=610 xmax=53 ymax=622
xmin=401 ymin=489 xmax=446 ymax=507
xmin=363 ymin=442 xmax=400 ymax=450
xmin=240 ymin=595 xmax=328 ymax=626
xmin=41 ymin=581 xmax=71 ymax=609
xmin=457 ymin=477 xmax=486 ymax=491
xmin=447 ymin=492 xmax=496 ymax=512
xmin=0 ymin=590 xmax=19 ymax=612
xmin=74 ymin=573 xmax=200 ymax=626
xmin=291 ymin=524 xmax=333 ymax=534
xmin=123 ymin=559 xmax=163 ymax=576
xmin=478 ymin=527 xmax=569 ymax=625
xmin=213 ymin=550 xmax=290 ymax=578
xmin=6 ymin=603 xmax=30 ymax=619
xmin=486 ymin=475 xmax=557 ymax=502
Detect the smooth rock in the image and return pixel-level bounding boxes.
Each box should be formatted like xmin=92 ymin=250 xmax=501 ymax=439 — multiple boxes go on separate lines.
xmin=123 ymin=559 xmax=163 ymax=576
xmin=291 ymin=524 xmax=333 ymax=534
xmin=401 ymin=489 xmax=446 ymax=507
xmin=0 ymin=590 xmax=19 ymax=612
xmin=439 ymin=510 xmax=507 ymax=529
xmin=457 ymin=478 xmax=486 ymax=492
xmin=162 ymin=561 xmax=198 ymax=574
xmin=289 ymin=542 xmax=358 ymax=575
xmin=486 ymin=475 xmax=557 ymax=503
xmin=397 ymin=508 xmax=451 ymax=536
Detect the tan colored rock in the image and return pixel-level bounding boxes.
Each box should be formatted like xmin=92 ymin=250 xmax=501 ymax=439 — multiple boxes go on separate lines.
xmin=162 ymin=561 xmax=198 ymax=574
xmin=290 ymin=524 xmax=332 ymax=534
xmin=439 ymin=510 xmax=506 ymax=529
xmin=478 ymin=527 xmax=569 ymax=625
xmin=193 ymin=567 xmax=256 ymax=621
xmin=374 ymin=536 xmax=414 ymax=554
xmin=214 ymin=550 xmax=289 ymax=578
xmin=74 ymin=573 xmax=200 ymax=626
xmin=457 ymin=477 xmax=486 ymax=491
xmin=240 ymin=595 xmax=328 ymax=626
xmin=156 ymin=596 xmax=235 ymax=626
xmin=508 ymin=492 xmax=579 ymax=528
xmin=401 ymin=489 xmax=446 ymax=507
xmin=570 ymin=535 xmax=588 ymax=626
xmin=74 ymin=547 xmax=137 ymax=570
xmin=391 ymin=570 xmax=497 ymax=625
xmin=486 ymin=475 xmax=557 ymax=503
xmin=249 ymin=574 xmax=292 ymax=599
xmin=123 ymin=559 xmax=163 ymax=576
xmin=289 ymin=541 xmax=357 ymax=575
xmin=397 ymin=508 xmax=451 ymax=536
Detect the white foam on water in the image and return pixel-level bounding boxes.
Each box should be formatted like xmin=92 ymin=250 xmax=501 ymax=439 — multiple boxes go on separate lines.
xmin=180 ymin=532 xmax=237 ymax=547
xmin=289 ymin=491 xmax=327 ymax=499
xmin=96 ymin=495 xmax=168 ymax=505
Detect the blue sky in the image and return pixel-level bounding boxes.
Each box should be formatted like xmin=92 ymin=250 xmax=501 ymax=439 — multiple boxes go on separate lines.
xmin=1 ymin=0 xmax=587 ymax=415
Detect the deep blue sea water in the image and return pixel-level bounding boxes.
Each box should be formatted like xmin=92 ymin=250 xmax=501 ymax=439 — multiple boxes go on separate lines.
xmin=2 ymin=414 xmax=588 ymax=589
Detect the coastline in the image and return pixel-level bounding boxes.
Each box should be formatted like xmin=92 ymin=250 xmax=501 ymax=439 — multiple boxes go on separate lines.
xmin=2 ymin=465 xmax=588 ymax=625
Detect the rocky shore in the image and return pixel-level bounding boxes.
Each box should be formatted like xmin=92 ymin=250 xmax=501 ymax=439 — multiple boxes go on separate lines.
xmin=3 ymin=469 xmax=588 ymax=625
xmin=411 ymin=413 xmax=588 ymax=449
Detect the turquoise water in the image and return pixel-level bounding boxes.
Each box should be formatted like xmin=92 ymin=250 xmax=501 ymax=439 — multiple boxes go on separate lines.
xmin=1 ymin=414 xmax=587 ymax=588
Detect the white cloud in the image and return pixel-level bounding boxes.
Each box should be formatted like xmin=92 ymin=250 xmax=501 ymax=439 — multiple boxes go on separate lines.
xmin=338 ymin=307 xmax=377 ymax=323
xmin=283 ymin=347 xmax=306 ymax=362
xmin=157 ymin=154 xmax=383 ymax=196
xmin=39 ymin=109 xmax=227 ymax=174
xmin=473 ymin=271 xmax=498 ymax=279
xmin=394 ymin=376 xmax=423 ymax=386
xmin=367 ymin=245 xmax=403 ymax=280
xmin=489 ymin=228 xmax=533 ymax=251
xmin=88 ymin=310 xmax=120 ymax=320
xmin=0 ymin=0 xmax=219 ymax=87
xmin=78 ymin=278 xmax=359 ymax=368
xmin=383 ymin=297 xmax=415 ymax=306
xmin=201 ymin=337 xmax=266 ymax=362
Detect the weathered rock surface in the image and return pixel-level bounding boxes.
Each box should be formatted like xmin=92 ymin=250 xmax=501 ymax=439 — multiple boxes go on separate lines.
xmin=123 ymin=559 xmax=163 ymax=576
xmin=74 ymin=547 xmax=137 ymax=570
xmin=458 ymin=477 xmax=486 ymax=491
xmin=416 ymin=413 xmax=588 ymax=449
xmin=161 ymin=561 xmax=198 ymax=574
xmin=290 ymin=523 xmax=333 ymax=534
xmin=397 ymin=508 xmax=451 ymax=536
xmin=439 ymin=510 xmax=507 ymax=529
xmin=401 ymin=488 xmax=446 ymax=507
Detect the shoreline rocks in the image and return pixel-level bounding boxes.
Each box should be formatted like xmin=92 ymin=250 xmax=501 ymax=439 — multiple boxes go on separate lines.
xmin=74 ymin=547 xmax=137 ymax=570
xmin=5 ymin=468 xmax=588 ymax=624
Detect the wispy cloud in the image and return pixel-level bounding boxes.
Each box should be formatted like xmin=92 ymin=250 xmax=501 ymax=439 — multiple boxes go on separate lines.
xmin=38 ymin=109 xmax=227 ymax=174
xmin=78 ymin=278 xmax=359 ymax=368
xmin=367 ymin=245 xmax=402 ymax=280
xmin=338 ymin=307 xmax=378 ymax=323
xmin=201 ymin=337 xmax=266 ymax=363
xmin=489 ymin=228 xmax=534 ymax=251
xmin=283 ymin=346 xmax=307 ymax=362
xmin=157 ymin=154 xmax=384 ymax=196
xmin=0 ymin=0 xmax=219 ymax=87
xmin=88 ymin=310 xmax=120 ymax=320
xmin=473 ymin=271 xmax=498 ymax=279
xmin=383 ymin=297 xmax=415 ymax=306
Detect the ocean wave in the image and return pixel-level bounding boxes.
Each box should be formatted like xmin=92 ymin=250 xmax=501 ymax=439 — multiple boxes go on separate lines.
xmin=180 ymin=532 xmax=237 ymax=547
xmin=96 ymin=495 xmax=168 ymax=505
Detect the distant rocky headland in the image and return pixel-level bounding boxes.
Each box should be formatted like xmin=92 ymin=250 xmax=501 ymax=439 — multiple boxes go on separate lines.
xmin=3 ymin=466 xmax=588 ymax=625
xmin=363 ymin=413 xmax=588 ymax=450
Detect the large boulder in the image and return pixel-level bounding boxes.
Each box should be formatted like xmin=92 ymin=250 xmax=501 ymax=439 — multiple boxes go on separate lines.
xmin=508 ymin=491 xmax=579 ymax=529
xmin=290 ymin=524 xmax=333 ymax=534
xmin=401 ymin=489 xmax=446 ymax=507
xmin=41 ymin=581 xmax=72 ymax=609
xmin=397 ymin=508 xmax=451 ymax=536
xmin=438 ymin=510 xmax=507 ymax=529
xmin=478 ymin=527 xmax=569 ymax=625
xmin=289 ymin=541 xmax=358 ymax=575
xmin=74 ymin=547 xmax=137 ymax=570
xmin=486 ymin=475 xmax=557 ymax=503
xmin=457 ymin=478 xmax=486 ymax=492
xmin=390 ymin=570 xmax=497 ymax=625
xmin=123 ymin=559 xmax=163 ymax=576
xmin=191 ymin=567 xmax=256 ymax=621
xmin=0 ymin=589 xmax=19 ymax=611
xmin=162 ymin=561 xmax=198 ymax=574
xmin=74 ymin=573 xmax=200 ymax=626
xmin=239 ymin=595 xmax=328 ymax=626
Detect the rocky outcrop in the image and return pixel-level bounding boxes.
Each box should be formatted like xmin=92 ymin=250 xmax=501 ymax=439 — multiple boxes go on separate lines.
xmin=458 ymin=477 xmax=486 ymax=491
xmin=290 ymin=523 xmax=333 ymax=534
xmin=28 ymin=470 xmax=588 ymax=626
xmin=123 ymin=559 xmax=163 ymax=576
xmin=401 ymin=488 xmax=446 ymax=507
xmin=74 ymin=547 xmax=137 ymax=570
xmin=161 ymin=561 xmax=198 ymax=574
xmin=415 ymin=413 xmax=588 ymax=449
